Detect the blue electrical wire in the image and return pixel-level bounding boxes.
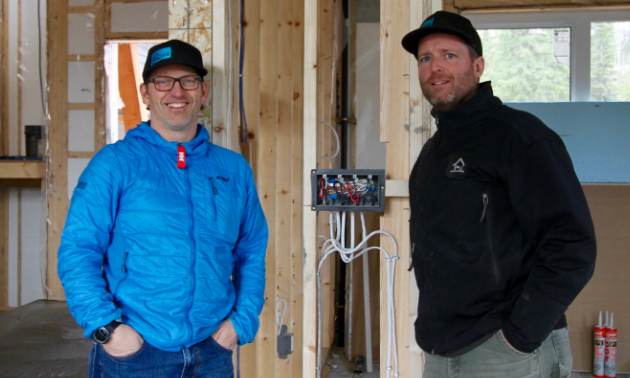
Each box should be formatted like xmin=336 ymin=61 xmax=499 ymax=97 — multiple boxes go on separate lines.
xmin=239 ymin=0 xmax=248 ymax=144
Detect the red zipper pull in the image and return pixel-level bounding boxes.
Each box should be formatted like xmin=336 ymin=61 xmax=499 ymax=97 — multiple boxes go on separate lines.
xmin=177 ymin=144 xmax=186 ymax=169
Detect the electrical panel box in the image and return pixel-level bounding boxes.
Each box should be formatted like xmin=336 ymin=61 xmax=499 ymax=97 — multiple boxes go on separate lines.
xmin=310 ymin=169 xmax=385 ymax=212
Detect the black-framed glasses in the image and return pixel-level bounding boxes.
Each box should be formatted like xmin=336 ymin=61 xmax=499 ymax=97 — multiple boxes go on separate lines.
xmin=149 ymin=75 xmax=203 ymax=91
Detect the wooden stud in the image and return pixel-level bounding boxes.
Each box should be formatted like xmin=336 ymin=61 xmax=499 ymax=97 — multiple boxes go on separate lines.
xmin=68 ymin=54 xmax=97 ymax=62
xmin=302 ymin=0 xmax=319 ymax=375
xmin=118 ymin=44 xmax=142 ymax=132
xmin=68 ymin=6 xmax=93 ymax=13
xmin=68 ymin=151 xmax=96 ymax=159
xmin=46 ymin=0 xmax=70 ymax=301
xmin=380 ymin=0 xmax=412 ymax=376
xmin=257 ymin=0 xmax=279 ymax=374
xmin=276 ymin=0 xmax=294 ymax=374
xmin=291 ymin=0 xmax=305 ymax=376
xmin=68 ymin=103 xmax=96 ymax=110
xmin=0 ymin=0 xmax=8 ymax=309
xmin=105 ymin=31 xmax=168 ymax=40
xmin=95 ymin=0 xmax=106 ymax=150
xmin=0 ymin=179 xmax=43 ymax=189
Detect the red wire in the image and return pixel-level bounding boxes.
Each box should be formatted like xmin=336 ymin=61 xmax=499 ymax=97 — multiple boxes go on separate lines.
xmin=319 ymin=178 xmax=325 ymax=199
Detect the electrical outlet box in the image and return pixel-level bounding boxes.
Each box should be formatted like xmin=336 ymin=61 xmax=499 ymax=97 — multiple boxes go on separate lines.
xmin=277 ymin=325 xmax=293 ymax=359
xmin=310 ymin=169 xmax=385 ymax=212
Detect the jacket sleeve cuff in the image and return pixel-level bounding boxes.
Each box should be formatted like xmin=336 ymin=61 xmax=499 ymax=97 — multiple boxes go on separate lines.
xmin=228 ymin=307 xmax=260 ymax=346
xmin=83 ymin=310 xmax=123 ymax=339
xmin=503 ymin=286 xmax=567 ymax=353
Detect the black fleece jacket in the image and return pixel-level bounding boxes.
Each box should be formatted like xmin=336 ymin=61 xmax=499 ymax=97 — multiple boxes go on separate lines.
xmin=409 ymin=82 xmax=596 ymax=355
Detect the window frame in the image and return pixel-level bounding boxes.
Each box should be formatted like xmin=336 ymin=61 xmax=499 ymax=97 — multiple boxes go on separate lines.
xmin=466 ymin=10 xmax=630 ymax=101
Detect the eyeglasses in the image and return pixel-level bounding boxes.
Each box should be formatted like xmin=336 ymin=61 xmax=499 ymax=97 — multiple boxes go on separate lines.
xmin=149 ymin=75 xmax=203 ymax=91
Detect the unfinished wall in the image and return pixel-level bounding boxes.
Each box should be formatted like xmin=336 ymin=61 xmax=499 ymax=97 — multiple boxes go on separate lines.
xmin=0 ymin=0 xmax=48 ymax=310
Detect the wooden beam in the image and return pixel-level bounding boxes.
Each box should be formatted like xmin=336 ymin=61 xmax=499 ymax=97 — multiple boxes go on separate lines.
xmin=68 ymin=151 xmax=95 ymax=159
xmin=0 ymin=0 xmax=8 ymax=310
xmin=276 ymin=0 xmax=294 ymax=375
xmin=67 ymin=54 xmax=97 ymax=62
xmin=302 ymin=0 xmax=319 ymax=377
xmin=47 ymin=0 xmax=69 ymax=301
xmin=129 ymin=44 xmax=149 ymax=123
xmin=462 ymin=3 xmax=630 ymax=13
xmin=0 ymin=179 xmax=42 ymax=188
xmin=118 ymin=44 xmax=142 ymax=132
xmin=68 ymin=103 xmax=95 ymax=110
xmin=291 ymin=0 xmax=305 ymax=376
xmin=256 ymin=0 xmax=279 ymax=374
xmin=0 ymin=161 xmax=46 ymax=179
xmin=105 ymin=31 xmax=168 ymax=40
xmin=380 ymin=0 xmax=411 ymax=376
xmin=68 ymin=6 xmax=94 ymax=13
xmin=453 ymin=0 xmax=630 ymax=10
xmin=95 ymin=0 xmax=106 ymax=151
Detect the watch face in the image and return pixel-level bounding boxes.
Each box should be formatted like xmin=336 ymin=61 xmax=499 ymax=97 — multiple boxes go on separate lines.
xmin=94 ymin=327 xmax=110 ymax=343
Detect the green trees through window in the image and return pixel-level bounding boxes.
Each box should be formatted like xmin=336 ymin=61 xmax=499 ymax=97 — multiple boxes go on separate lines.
xmin=478 ymin=28 xmax=570 ymax=102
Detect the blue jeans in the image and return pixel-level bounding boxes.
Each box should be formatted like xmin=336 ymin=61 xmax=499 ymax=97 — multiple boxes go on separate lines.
xmin=423 ymin=328 xmax=572 ymax=378
xmin=89 ymin=336 xmax=234 ymax=378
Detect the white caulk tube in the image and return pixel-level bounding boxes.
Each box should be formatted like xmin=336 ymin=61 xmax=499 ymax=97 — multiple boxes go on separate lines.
xmin=594 ymin=311 xmax=605 ymax=378
xmin=605 ymin=313 xmax=617 ymax=378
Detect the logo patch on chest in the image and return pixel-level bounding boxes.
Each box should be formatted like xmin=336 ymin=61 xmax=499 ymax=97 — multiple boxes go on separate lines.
xmin=446 ymin=153 xmax=469 ymax=179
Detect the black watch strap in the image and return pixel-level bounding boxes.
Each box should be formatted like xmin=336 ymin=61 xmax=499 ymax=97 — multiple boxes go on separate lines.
xmin=93 ymin=321 xmax=122 ymax=344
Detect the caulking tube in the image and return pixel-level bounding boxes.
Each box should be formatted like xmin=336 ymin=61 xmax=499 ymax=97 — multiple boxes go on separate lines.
xmin=605 ymin=313 xmax=617 ymax=378
xmin=594 ymin=311 xmax=605 ymax=378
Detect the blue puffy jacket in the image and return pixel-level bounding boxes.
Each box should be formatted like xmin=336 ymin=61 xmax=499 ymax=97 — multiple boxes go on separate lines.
xmin=58 ymin=122 xmax=268 ymax=352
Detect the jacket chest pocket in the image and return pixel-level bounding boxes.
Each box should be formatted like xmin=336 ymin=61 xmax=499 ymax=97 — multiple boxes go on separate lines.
xmin=204 ymin=175 xmax=244 ymax=243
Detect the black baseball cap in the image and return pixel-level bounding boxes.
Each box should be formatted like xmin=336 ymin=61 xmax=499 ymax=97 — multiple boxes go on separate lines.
xmin=402 ymin=11 xmax=482 ymax=58
xmin=142 ymin=40 xmax=209 ymax=82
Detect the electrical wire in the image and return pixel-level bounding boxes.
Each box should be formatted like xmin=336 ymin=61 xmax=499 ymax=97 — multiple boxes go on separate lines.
xmin=316 ymin=211 xmax=399 ymax=378
xmin=276 ymin=299 xmax=287 ymax=336
xmin=317 ymin=120 xmax=340 ymax=160
xmin=238 ymin=0 xmax=248 ymax=143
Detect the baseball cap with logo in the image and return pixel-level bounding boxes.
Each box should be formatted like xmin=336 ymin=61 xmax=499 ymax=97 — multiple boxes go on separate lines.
xmin=142 ymin=39 xmax=209 ymax=83
xmin=401 ymin=11 xmax=482 ymax=58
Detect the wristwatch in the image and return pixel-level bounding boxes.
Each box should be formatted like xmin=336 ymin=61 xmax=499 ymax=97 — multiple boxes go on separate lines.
xmin=92 ymin=321 xmax=121 ymax=344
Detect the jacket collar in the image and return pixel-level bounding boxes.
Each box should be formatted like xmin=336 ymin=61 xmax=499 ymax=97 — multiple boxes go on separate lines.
xmin=432 ymin=82 xmax=503 ymax=132
xmin=125 ymin=122 xmax=211 ymax=157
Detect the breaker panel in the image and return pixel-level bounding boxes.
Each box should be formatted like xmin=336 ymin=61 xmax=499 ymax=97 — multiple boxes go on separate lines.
xmin=310 ymin=169 xmax=385 ymax=212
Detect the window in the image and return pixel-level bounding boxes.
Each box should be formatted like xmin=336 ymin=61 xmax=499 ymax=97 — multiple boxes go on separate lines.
xmin=478 ymin=28 xmax=571 ymax=102
xmin=591 ymin=22 xmax=630 ymax=101
xmin=467 ymin=10 xmax=630 ymax=102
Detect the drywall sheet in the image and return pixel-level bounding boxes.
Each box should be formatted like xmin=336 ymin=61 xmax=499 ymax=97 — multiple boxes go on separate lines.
xmin=20 ymin=189 xmax=45 ymax=305
xmin=567 ymin=185 xmax=630 ymax=372
xmin=69 ymin=110 xmax=95 ymax=152
xmin=507 ymin=102 xmax=630 ymax=183
xmin=8 ymin=191 xmax=18 ymax=308
xmin=68 ymin=61 xmax=95 ymax=103
xmin=68 ymin=13 xmax=95 ymax=55
xmin=67 ymin=158 xmax=91 ymax=200
xmin=355 ymin=23 xmax=386 ymax=170
xmin=110 ymin=2 xmax=169 ymax=33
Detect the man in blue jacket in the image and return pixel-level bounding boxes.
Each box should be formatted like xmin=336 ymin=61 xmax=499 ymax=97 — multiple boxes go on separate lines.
xmin=58 ymin=40 xmax=268 ymax=378
xmin=402 ymin=11 xmax=596 ymax=377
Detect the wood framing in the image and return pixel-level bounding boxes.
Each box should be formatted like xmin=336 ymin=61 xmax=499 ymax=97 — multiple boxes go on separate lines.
xmin=0 ymin=0 xmax=8 ymax=309
xmin=303 ymin=0 xmax=319 ymax=376
xmin=0 ymin=161 xmax=46 ymax=179
xmin=118 ymin=44 xmax=142 ymax=132
xmin=46 ymin=0 xmax=69 ymax=300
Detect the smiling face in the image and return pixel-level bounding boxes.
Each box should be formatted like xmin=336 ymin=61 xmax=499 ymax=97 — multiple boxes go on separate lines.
xmin=417 ymin=33 xmax=484 ymax=112
xmin=140 ymin=64 xmax=208 ymax=140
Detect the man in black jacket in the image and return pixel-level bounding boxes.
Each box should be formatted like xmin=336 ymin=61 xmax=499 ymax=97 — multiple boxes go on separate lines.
xmin=401 ymin=11 xmax=596 ymax=377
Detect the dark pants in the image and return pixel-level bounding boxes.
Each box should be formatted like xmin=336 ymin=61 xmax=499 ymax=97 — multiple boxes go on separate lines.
xmin=423 ymin=328 xmax=572 ymax=378
xmin=89 ymin=336 xmax=234 ymax=378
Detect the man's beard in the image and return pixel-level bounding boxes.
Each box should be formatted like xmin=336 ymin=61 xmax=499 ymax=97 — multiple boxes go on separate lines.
xmin=420 ymin=71 xmax=479 ymax=112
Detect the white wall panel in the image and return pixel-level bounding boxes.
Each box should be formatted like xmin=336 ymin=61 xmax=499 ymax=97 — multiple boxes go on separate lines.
xmin=8 ymin=190 xmax=19 ymax=308
xmin=69 ymin=110 xmax=95 ymax=151
xmin=68 ymin=13 xmax=96 ymax=55
xmin=67 ymin=158 xmax=92 ymax=200
xmin=110 ymin=2 xmax=169 ymax=33
xmin=68 ymin=61 xmax=95 ymax=103
xmin=20 ymin=189 xmax=45 ymax=305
